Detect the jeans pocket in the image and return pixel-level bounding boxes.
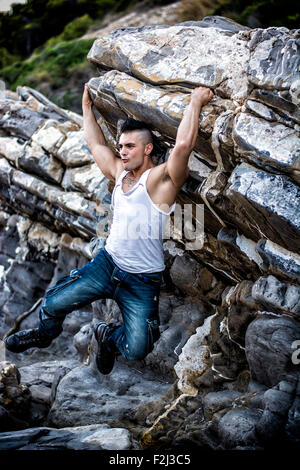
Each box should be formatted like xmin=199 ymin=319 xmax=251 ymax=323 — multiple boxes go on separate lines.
xmin=46 ymin=269 xmax=81 ymax=298
xmin=137 ymin=273 xmax=162 ymax=286
xmin=147 ymin=318 xmax=160 ymax=353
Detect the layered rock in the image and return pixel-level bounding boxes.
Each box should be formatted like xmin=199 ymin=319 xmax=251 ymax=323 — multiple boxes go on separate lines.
xmin=0 ymin=15 xmax=299 ymax=450
xmin=0 ymin=424 xmax=139 ymax=450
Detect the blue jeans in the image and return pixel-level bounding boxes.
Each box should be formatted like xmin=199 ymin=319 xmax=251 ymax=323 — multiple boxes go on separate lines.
xmin=38 ymin=249 xmax=162 ymax=361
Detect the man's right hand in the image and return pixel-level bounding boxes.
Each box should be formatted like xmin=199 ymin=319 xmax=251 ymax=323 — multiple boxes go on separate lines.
xmin=82 ymin=83 xmax=93 ymax=110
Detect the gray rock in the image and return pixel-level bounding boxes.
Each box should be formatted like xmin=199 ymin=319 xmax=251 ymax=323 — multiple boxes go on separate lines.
xmin=0 ymin=156 xmax=13 ymax=186
xmin=0 ymin=404 xmax=29 ymax=432
xmin=73 ymin=323 xmax=93 ymax=362
xmin=285 ymin=375 xmax=300 ymax=441
xmin=169 ymin=252 xmax=224 ymax=301
xmin=217 ymin=227 xmax=263 ymax=272
xmin=248 ymin=28 xmax=299 ymax=95
xmin=4 ymin=259 xmax=52 ymax=300
xmin=28 ymin=384 xmax=51 ymax=404
xmin=47 ymin=362 xmax=171 ymax=428
xmin=0 ymin=423 xmax=137 ymax=450
xmin=249 ymin=87 xmax=300 ymax=125
xmin=180 ymin=15 xmax=249 ymax=32
xmin=256 ymin=238 xmax=300 ymax=283
xmin=0 ymin=100 xmax=45 ymax=139
xmin=18 ymin=359 xmax=80 ymax=425
xmin=252 ymin=275 xmax=300 ymax=318
xmin=61 ymin=162 xmax=108 ymax=199
xmin=17 ymin=86 xmax=75 ymax=123
xmin=248 ymin=380 xmax=268 ymax=393
xmin=0 ymin=427 xmax=42 ymax=450
xmin=56 ymin=130 xmax=93 ymax=167
xmin=255 ymin=375 xmax=299 ymax=442
xmin=0 ymin=136 xmax=25 ymax=164
xmin=233 ymin=112 xmax=300 ymax=183
xmin=88 ymin=22 xmax=250 ymax=101
xmin=218 ymin=408 xmax=262 ymax=449
xmin=245 ymin=315 xmax=300 ymax=387
xmin=11 ymin=167 xmax=98 ymax=220
xmin=245 ymin=98 xmax=296 ymax=128
xmin=203 ymin=390 xmax=243 ymax=419
xmin=226 ymin=163 xmax=300 ymax=252
xmin=19 ymin=142 xmax=64 ymax=184
xmin=19 ymin=359 xmax=80 ymax=389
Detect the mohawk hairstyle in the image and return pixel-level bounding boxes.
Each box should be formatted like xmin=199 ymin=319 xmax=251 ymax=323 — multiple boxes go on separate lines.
xmin=119 ymin=118 xmax=153 ymax=136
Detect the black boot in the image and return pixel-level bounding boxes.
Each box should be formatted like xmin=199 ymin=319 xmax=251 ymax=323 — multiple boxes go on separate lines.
xmin=5 ymin=328 xmax=53 ymax=353
xmin=94 ymin=322 xmax=117 ymax=375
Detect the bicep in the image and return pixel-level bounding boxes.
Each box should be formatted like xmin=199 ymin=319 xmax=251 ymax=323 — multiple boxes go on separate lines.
xmin=166 ymin=144 xmax=191 ymax=188
xmin=92 ymin=144 xmax=122 ymax=181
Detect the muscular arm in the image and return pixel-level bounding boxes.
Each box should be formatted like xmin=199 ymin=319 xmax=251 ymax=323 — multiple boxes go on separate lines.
xmin=166 ymin=87 xmax=214 ymax=188
xmin=82 ymin=84 xmax=121 ymax=181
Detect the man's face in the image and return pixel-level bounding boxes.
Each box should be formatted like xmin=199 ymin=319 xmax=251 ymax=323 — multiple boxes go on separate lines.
xmin=118 ymin=131 xmax=150 ymax=171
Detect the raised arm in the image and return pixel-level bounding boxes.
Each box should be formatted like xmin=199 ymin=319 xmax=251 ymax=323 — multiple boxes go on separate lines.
xmin=82 ymin=83 xmax=121 ymax=181
xmin=166 ymin=86 xmax=214 ymax=188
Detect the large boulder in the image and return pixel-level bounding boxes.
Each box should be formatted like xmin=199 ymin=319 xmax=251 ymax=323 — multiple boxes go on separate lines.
xmin=245 ymin=315 xmax=300 ymax=388
xmin=46 ymin=362 xmax=171 ymax=428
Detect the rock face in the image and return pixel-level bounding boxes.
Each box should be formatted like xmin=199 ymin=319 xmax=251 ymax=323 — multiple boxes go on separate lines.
xmin=0 ymin=15 xmax=299 ymax=450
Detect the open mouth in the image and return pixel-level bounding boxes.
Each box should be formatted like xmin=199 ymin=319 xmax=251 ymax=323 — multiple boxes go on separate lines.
xmin=122 ymin=159 xmax=129 ymax=163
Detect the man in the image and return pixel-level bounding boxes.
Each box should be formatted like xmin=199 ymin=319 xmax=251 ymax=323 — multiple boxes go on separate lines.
xmin=5 ymin=83 xmax=213 ymax=375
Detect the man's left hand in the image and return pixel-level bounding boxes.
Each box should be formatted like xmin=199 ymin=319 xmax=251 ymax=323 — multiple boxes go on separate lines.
xmin=191 ymin=86 xmax=214 ymax=106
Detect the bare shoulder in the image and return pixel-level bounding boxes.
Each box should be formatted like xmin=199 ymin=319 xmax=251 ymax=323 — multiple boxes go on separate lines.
xmin=148 ymin=162 xmax=168 ymax=180
xmin=148 ymin=162 xmax=189 ymax=186
xmin=147 ymin=163 xmax=181 ymax=207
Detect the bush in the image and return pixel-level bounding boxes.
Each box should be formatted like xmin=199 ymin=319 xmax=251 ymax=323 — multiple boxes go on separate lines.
xmin=0 ymin=47 xmax=20 ymax=69
xmin=63 ymin=14 xmax=93 ymax=40
xmin=213 ymin=0 xmax=300 ymax=28
xmin=44 ymin=14 xmax=94 ymax=48
xmin=0 ymin=38 xmax=95 ymax=91
xmin=26 ymin=70 xmax=53 ymax=87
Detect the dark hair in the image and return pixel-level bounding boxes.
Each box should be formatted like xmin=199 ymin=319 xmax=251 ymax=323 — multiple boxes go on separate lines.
xmin=119 ymin=118 xmax=153 ymax=136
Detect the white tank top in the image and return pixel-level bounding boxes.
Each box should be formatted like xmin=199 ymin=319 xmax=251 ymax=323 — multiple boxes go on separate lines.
xmin=105 ymin=168 xmax=176 ymax=273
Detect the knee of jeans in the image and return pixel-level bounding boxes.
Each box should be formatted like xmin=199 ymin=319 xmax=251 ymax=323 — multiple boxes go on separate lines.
xmin=126 ymin=350 xmax=147 ymax=361
xmin=42 ymin=296 xmax=54 ymax=313
xmin=43 ymin=288 xmax=74 ymax=316
xmin=42 ymin=295 xmax=63 ymax=316
xmin=124 ymin=343 xmax=148 ymax=361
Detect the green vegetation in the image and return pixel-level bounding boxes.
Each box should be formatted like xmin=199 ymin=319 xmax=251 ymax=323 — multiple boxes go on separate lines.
xmin=213 ymin=0 xmax=300 ymax=29
xmin=177 ymin=0 xmax=299 ymax=28
xmin=0 ymin=0 xmax=124 ymax=58
xmin=0 ymin=37 xmax=95 ymax=112
xmin=0 ymin=0 xmax=175 ymax=111
xmin=1 ymin=38 xmax=95 ymax=88
xmin=0 ymin=47 xmax=20 ymax=69
xmin=45 ymin=14 xmax=94 ymax=47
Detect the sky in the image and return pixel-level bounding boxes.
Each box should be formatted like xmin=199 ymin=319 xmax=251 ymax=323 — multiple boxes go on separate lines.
xmin=0 ymin=0 xmax=27 ymax=12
